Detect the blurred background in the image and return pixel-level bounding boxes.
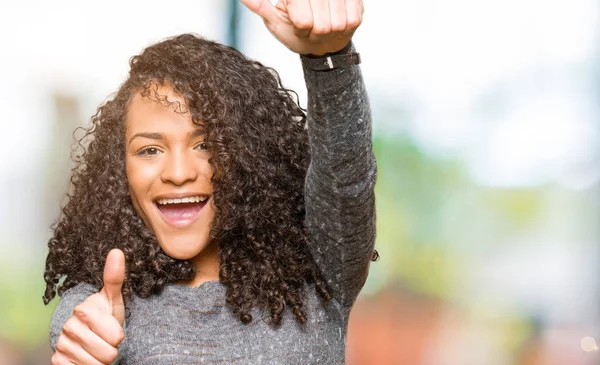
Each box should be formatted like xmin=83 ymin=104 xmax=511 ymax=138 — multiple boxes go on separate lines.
xmin=0 ymin=0 xmax=598 ymax=364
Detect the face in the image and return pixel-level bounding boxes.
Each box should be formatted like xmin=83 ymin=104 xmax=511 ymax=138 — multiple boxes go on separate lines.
xmin=125 ymin=84 xmax=218 ymax=278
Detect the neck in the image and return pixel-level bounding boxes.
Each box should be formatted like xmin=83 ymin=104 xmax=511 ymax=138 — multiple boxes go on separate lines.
xmin=179 ymin=241 xmax=220 ymax=287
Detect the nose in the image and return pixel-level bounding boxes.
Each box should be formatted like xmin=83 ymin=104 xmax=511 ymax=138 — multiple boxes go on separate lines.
xmin=160 ymin=148 xmax=198 ymax=186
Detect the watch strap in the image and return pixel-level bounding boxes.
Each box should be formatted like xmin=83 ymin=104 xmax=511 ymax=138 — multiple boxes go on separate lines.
xmin=301 ymin=42 xmax=361 ymax=71
xmin=301 ymin=52 xmax=361 ymax=71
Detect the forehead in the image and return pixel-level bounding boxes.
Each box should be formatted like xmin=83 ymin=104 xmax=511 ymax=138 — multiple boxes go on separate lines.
xmin=125 ymin=83 xmax=195 ymax=134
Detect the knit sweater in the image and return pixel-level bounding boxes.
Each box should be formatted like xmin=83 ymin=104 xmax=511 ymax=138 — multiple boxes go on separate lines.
xmin=49 ymin=53 xmax=376 ymax=365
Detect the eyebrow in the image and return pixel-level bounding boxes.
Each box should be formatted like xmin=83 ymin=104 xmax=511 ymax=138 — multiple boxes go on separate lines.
xmin=128 ymin=129 xmax=206 ymax=145
xmin=128 ymin=132 xmax=163 ymax=145
xmin=190 ymin=128 xmax=205 ymax=137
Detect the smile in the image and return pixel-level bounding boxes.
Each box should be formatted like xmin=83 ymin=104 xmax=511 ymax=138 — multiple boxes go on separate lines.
xmin=154 ymin=194 xmax=210 ymax=228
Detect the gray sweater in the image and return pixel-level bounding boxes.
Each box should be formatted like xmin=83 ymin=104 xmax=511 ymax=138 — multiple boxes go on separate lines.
xmin=50 ymin=56 xmax=376 ymax=365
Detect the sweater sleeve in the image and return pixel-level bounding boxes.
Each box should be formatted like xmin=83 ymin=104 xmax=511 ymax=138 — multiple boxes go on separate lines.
xmin=49 ymin=283 xmax=125 ymax=364
xmin=302 ymin=46 xmax=377 ymax=311
xmin=49 ymin=283 xmax=99 ymax=351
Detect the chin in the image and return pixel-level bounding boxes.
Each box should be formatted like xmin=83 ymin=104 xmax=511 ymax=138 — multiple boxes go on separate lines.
xmin=154 ymin=231 xmax=211 ymax=260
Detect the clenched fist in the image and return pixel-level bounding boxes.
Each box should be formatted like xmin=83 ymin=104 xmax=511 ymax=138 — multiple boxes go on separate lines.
xmin=52 ymin=249 xmax=126 ymax=365
xmin=240 ymin=0 xmax=364 ymax=56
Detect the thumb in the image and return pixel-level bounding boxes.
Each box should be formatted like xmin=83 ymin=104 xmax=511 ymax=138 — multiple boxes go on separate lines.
xmin=239 ymin=0 xmax=279 ymax=25
xmin=101 ymin=248 xmax=126 ymax=325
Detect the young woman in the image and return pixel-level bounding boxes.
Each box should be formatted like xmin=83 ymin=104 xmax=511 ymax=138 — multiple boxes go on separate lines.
xmin=44 ymin=1 xmax=376 ymax=364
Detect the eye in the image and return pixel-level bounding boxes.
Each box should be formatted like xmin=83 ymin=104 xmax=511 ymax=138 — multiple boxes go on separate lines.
xmin=136 ymin=146 xmax=162 ymax=156
xmin=194 ymin=142 xmax=208 ymax=151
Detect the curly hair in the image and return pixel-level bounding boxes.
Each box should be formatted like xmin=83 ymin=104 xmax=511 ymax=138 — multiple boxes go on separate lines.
xmin=42 ymin=33 xmax=339 ymax=326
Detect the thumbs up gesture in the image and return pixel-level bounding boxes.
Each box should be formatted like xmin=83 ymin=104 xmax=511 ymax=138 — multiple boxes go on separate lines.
xmin=51 ymin=249 xmax=126 ymax=365
xmin=239 ymin=0 xmax=363 ymax=56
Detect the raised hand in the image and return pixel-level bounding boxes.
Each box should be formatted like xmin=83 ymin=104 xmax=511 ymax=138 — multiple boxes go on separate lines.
xmin=239 ymin=0 xmax=363 ymax=56
xmin=51 ymin=249 xmax=126 ymax=365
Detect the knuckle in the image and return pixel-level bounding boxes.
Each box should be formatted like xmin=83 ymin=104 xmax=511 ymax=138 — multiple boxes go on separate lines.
xmin=331 ymin=21 xmax=347 ymax=32
xmin=55 ymin=335 xmax=68 ymax=353
xmin=114 ymin=327 xmax=125 ymax=344
xmin=73 ymin=304 xmax=86 ymax=317
xmin=106 ymin=324 xmax=125 ymax=346
xmin=293 ymin=18 xmax=313 ymax=30
xmin=51 ymin=353 xmax=67 ymax=365
xmin=347 ymin=16 xmax=362 ymax=29
xmin=62 ymin=320 xmax=76 ymax=337
xmin=52 ymin=354 xmax=68 ymax=365
xmin=311 ymin=24 xmax=331 ymax=35
xmin=106 ymin=346 xmax=119 ymax=362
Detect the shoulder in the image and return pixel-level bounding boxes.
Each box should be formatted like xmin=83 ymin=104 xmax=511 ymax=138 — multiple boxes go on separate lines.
xmin=51 ymin=283 xmax=99 ymax=323
xmin=49 ymin=283 xmax=99 ymax=350
xmin=51 ymin=283 xmax=99 ymax=322
xmin=62 ymin=282 xmax=99 ymax=298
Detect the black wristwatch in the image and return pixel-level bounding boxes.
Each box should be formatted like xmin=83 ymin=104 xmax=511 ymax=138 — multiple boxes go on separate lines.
xmin=301 ymin=42 xmax=361 ymax=71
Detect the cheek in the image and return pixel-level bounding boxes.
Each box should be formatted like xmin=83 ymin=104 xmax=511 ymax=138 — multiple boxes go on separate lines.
xmin=204 ymin=199 xmax=216 ymax=226
xmin=125 ymin=157 xmax=158 ymax=223
xmin=198 ymin=158 xmax=213 ymax=179
xmin=126 ymin=158 xmax=158 ymax=196
xmin=126 ymin=159 xmax=141 ymax=200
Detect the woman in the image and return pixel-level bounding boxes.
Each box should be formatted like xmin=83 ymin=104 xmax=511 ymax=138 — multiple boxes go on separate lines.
xmin=44 ymin=0 xmax=376 ymax=364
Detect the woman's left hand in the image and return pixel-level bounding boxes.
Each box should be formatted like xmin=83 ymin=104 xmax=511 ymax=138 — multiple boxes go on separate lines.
xmin=239 ymin=0 xmax=363 ymax=56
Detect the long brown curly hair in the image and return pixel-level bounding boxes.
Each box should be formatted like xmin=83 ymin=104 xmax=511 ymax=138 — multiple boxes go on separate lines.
xmin=43 ymin=33 xmax=335 ymax=326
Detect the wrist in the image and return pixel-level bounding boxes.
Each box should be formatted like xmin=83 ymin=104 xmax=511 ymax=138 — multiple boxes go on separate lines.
xmin=300 ymin=42 xmax=360 ymax=72
xmin=302 ymin=41 xmax=353 ymax=58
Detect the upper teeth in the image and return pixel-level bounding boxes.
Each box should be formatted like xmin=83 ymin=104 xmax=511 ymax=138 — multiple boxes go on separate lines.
xmin=156 ymin=196 xmax=207 ymax=205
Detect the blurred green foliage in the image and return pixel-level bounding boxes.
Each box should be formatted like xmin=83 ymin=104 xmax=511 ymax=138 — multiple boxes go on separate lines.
xmin=0 ymin=257 xmax=56 ymax=348
xmin=368 ymin=133 xmax=545 ymax=300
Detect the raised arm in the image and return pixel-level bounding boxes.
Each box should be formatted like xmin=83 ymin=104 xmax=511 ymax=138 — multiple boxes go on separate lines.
xmin=239 ymin=0 xmax=375 ymax=311
xmin=302 ymin=47 xmax=376 ymax=310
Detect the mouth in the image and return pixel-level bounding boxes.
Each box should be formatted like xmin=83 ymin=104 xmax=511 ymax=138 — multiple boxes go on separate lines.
xmin=154 ymin=195 xmax=210 ymax=228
